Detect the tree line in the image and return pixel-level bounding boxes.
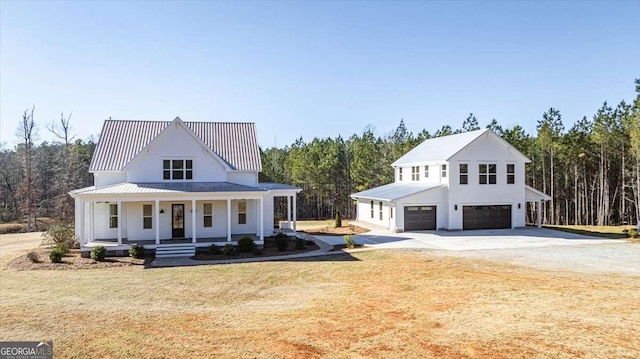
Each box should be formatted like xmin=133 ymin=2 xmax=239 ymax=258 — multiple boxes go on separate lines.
xmin=260 ymin=80 xmax=640 ymax=226
xmin=0 ymin=108 xmax=95 ymax=229
xmin=2 ymin=80 xmax=638 ymax=230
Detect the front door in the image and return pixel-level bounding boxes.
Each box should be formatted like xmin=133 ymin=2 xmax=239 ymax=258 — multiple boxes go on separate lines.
xmin=172 ymin=204 xmax=185 ymax=238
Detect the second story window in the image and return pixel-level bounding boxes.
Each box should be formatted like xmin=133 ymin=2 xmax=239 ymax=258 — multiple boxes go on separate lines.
xmin=411 ymin=166 xmax=420 ymax=181
xmin=479 ymin=163 xmax=497 ymax=185
xmin=399 ymin=168 xmax=403 ymax=181
xmin=424 ymin=165 xmax=429 ymax=178
xmin=507 ymin=164 xmax=515 ymax=184
xmin=459 ymin=164 xmax=468 ymax=185
xmin=441 ymin=164 xmax=447 ymax=178
xmin=163 ymin=159 xmax=193 ymax=180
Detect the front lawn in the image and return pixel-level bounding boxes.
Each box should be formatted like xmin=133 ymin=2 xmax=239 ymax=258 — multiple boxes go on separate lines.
xmin=1 ymin=250 xmax=638 ymax=358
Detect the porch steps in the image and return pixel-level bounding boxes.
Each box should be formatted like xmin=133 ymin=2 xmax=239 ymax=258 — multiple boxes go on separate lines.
xmin=154 ymin=244 xmax=196 ymax=258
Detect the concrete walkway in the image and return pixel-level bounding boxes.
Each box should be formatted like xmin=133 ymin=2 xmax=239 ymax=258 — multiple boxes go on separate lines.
xmin=149 ymin=234 xmax=370 ymax=268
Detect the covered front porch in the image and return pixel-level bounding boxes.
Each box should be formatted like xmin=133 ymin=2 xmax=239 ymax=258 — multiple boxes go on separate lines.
xmin=70 ymin=182 xmax=302 ymax=248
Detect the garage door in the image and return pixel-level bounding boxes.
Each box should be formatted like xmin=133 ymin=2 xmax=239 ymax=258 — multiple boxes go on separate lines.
xmin=404 ymin=206 xmax=436 ymax=231
xmin=463 ymin=205 xmax=511 ymax=230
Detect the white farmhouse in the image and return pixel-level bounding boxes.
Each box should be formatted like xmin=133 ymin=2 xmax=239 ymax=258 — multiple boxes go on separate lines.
xmin=69 ymin=117 xmax=301 ymax=256
xmin=351 ymin=129 xmax=550 ymax=231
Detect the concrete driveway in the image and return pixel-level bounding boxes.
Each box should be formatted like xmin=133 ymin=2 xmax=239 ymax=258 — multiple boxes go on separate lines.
xmin=317 ymin=227 xmax=625 ymax=250
xmin=315 ymin=228 xmax=640 ymax=275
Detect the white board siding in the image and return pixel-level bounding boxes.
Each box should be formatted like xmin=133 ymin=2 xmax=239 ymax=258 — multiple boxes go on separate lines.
xmin=447 ymin=134 xmax=526 ymax=229
xmin=94 ymin=172 xmax=127 ymax=187
xmin=394 ymin=186 xmax=448 ymax=231
xmin=356 ymin=199 xmax=393 ymax=230
xmin=125 ymin=122 xmax=228 ymax=183
xmin=227 ymin=172 xmax=259 ymax=187
xmin=93 ymin=202 xmax=128 ymax=240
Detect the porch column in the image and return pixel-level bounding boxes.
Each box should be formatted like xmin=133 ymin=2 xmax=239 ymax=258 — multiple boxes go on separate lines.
xmin=117 ymin=200 xmax=122 ymax=245
xmin=227 ymin=198 xmax=232 ymax=242
xmin=192 ymin=199 xmax=197 ymax=244
xmin=76 ymin=199 xmax=85 ymax=244
xmin=287 ymin=195 xmax=291 ymax=229
xmin=293 ymin=194 xmax=297 ymax=235
xmin=155 ymin=200 xmax=160 ymax=245
xmin=259 ymin=197 xmax=264 ymax=241
xmin=90 ymin=202 xmax=95 ymax=243
xmin=537 ymin=200 xmax=542 ymax=228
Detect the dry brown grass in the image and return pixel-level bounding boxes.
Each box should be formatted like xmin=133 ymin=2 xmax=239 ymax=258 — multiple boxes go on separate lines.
xmin=0 ymin=218 xmax=54 ymax=234
xmin=1 ymin=250 xmax=638 ymax=358
xmin=298 ymin=219 xmax=370 ymax=236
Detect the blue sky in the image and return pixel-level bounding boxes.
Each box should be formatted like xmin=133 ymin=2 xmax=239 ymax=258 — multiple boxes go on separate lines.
xmin=1 ymin=1 xmax=638 ymax=148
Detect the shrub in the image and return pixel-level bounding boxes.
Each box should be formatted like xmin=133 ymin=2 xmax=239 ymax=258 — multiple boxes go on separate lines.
xmin=335 ymin=211 xmax=342 ymax=228
xmin=129 ymin=244 xmax=145 ymax=259
xmin=222 ymin=244 xmax=236 ymax=256
xmin=55 ymin=242 xmax=69 ymax=254
xmin=209 ymin=244 xmax=221 ymax=254
xmin=344 ymin=234 xmax=356 ymax=249
xmin=628 ymin=229 xmax=638 ymax=239
xmin=237 ymin=236 xmax=256 ymax=253
xmin=49 ymin=248 xmax=64 ymax=263
xmin=42 ymin=223 xmax=76 ymax=248
xmin=90 ymin=246 xmax=107 ymax=261
xmin=252 ymin=247 xmax=263 ymax=255
xmin=26 ymin=251 xmax=40 ymax=263
xmin=274 ymin=235 xmax=289 ymax=251
xmin=295 ymin=238 xmax=305 ymax=250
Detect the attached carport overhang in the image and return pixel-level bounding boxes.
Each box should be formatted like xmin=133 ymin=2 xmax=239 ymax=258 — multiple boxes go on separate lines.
xmin=525 ymin=185 xmax=552 ymax=228
xmin=350 ymin=183 xmax=445 ymax=202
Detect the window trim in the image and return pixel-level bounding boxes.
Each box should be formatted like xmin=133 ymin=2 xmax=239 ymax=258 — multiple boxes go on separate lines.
xmin=163 ymin=159 xmax=193 ymax=180
xmin=109 ymin=204 xmax=118 ymax=229
xmin=411 ymin=166 xmax=420 ymax=181
xmin=479 ymin=163 xmax=497 ymax=185
xmin=142 ymin=204 xmax=152 ymax=229
xmin=459 ymin=163 xmax=468 ymax=185
xmin=203 ymin=203 xmax=213 ymax=228
xmin=507 ymin=164 xmax=515 ymax=184
xmin=238 ymin=201 xmax=247 ymax=225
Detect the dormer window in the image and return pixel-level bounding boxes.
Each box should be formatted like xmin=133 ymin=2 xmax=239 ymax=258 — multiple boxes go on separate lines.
xmin=441 ymin=164 xmax=447 ymax=178
xmin=163 ymin=159 xmax=193 ymax=180
xmin=399 ymin=168 xmax=403 ymax=181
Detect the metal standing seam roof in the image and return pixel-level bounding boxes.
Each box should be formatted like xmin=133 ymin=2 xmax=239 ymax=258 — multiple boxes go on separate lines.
xmin=89 ymin=119 xmax=262 ymax=172
xmin=391 ymin=129 xmax=489 ymax=166
xmin=70 ymin=182 xmax=268 ymax=195
xmin=350 ymin=183 xmax=444 ymax=201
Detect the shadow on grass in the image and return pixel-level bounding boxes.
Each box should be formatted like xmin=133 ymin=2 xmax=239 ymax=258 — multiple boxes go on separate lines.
xmin=543 ymin=226 xmax=628 ymax=239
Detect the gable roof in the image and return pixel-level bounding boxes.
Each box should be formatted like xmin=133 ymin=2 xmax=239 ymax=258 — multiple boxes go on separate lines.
xmin=89 ymin=118 xmax=262 ymax=172
xmin=391 ymin=128 xmax=530 ymax=166
xmin=350 ymin=182 xmax=444 ymax=201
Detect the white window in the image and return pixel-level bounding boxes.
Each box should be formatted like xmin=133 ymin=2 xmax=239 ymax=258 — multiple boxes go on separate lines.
xmin=424 ymin=165 xmax=429 ymax=178
xmin=238 ymin=201 xmax=247 ymax=224
xmin=109 ymin=204 xmax=118 ymax=228
xmin=459 ymin=164 xmax=468 ymax=185
xmin=203 ymin=203 xmax=213 ymax=227
xmin=411 ymin=166 xmax=420 ymax=181
xmin=379 ymin=201 xmax=383 ymax=220
xmin=441 ymin=164 xmax=447 ymax=178
xmin=370 ymin=201 xmax=374 ymax=218
xmin=399 ymin=168 xmax=403 ymax=181
xmin=507 ymin=164 xmax=515 ymax=184
xmin=143 ymin=204 xmax=152 ymax=229
xmin=163 ymin=159 xmax=193 ymax=180
xmin=479 ymin=163 xmax=497 ymax=185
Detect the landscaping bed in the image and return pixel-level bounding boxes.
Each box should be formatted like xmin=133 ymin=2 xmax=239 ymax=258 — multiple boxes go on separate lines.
xmin=6 ymin=248 xmax=152 ymax=271
xmin=303 ymin=222 xmax=369 ymax=236
xmin=192 ymin=236 xmax=319 ymax=260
